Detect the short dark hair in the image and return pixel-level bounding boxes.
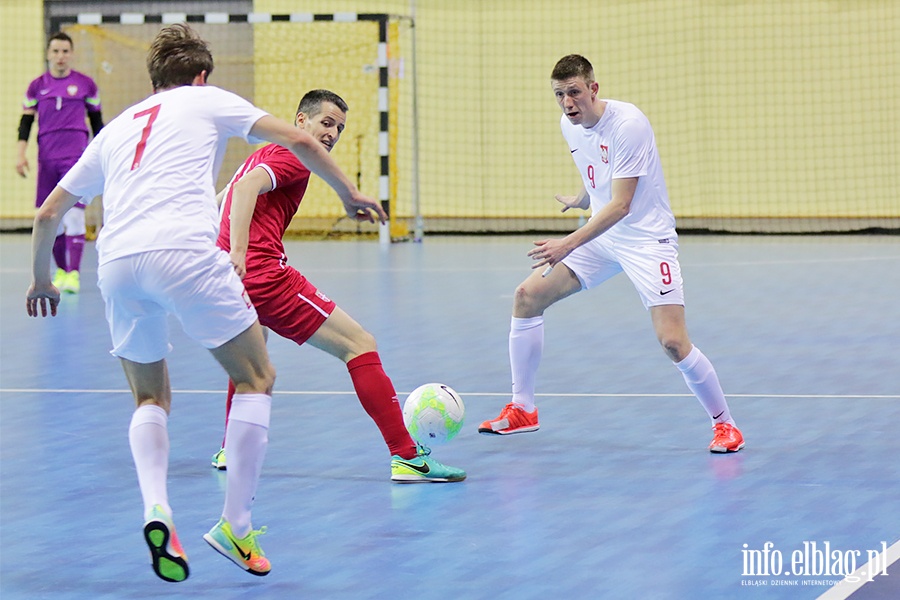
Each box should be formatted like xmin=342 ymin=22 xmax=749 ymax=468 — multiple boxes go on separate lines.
xmin=551 ymin=54 xmax=595 ymax=84
xmin=146 ymin=24 xmax=214 ymax=91
xmin=296 ymin=89 xmax=349 ymax=118
xmin=47 ymin=32 xmax=73 ymax=50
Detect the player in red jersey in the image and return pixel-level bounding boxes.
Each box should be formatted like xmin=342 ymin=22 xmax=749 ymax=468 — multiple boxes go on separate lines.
xmin=214 ymin=89 xmax=465 ymax=483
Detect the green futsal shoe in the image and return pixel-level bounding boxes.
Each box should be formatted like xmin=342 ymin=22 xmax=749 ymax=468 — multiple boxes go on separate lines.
xmin=210 ymin=447 xmax=226 ymax=470
xmin=390 ymin=444 xmax=466 ymax=483
xmin=51 ymin=268 xmax=66 ymax=289
xmin=61 ymin=270 xmax=80 ymax=294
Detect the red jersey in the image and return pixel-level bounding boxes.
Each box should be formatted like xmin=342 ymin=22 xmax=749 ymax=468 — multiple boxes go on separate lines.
xmin=216 ymin=143 xmax=333 ymax=343
xmin=217 ymin=143 xmax=310 ymax=266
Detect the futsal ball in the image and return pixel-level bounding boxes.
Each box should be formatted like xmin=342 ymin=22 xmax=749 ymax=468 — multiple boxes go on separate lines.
xmin=402 ymin=383 xmax=465 ymax=446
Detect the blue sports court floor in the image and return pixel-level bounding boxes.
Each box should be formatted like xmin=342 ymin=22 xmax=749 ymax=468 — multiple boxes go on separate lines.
xmin=1 ymin=232 xmax=898 ymax=599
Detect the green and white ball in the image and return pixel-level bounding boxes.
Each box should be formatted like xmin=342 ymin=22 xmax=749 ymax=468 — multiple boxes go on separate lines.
xmin=402 ymin=383 xmax=465 ymax=445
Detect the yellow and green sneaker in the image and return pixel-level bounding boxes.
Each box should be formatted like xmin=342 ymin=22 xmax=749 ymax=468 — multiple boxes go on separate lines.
xmin=61 ymin=270 xmax=80 ymax=294
xmin=210 ymin=447 xmax=226 ymax=470
xmin=203 ymin=517 xmax=270 ymax=576
xmin=51 ymin=268 xmax=66 ymax=289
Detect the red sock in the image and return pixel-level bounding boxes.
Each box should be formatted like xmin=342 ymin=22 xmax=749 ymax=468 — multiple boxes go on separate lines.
xmin=347 ymin=352 xmax=417 ymax=459
xmin=222 ymin=379 xmax=235 ymax=448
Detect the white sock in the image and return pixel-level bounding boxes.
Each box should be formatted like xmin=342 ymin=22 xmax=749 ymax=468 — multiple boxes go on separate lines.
xmin=128 ymin=404 xmax=171 ymax=519
xmin=675 ymin=346 xmax=735 ymax=426
xmin=509 ymin=316 xmax=543 ymax=412
xmin=223 ymin=393 xmax=271 ymax=538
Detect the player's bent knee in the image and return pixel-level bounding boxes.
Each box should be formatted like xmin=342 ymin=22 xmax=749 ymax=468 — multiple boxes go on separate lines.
xmin=232 ymin=360 xmax=276 ymax=394
xmin=357 ymin=329 xmax=377 ymax=354
xmin=341 ymin=334 xmax=377 ymax=364
xmin=659 ymin=337 xmax=689 ymax=362
xmin=513 ymin=283 xmax=538 ymax=313
xmin=513 ymin=282 xmax=554 ymax=317
xmin=259 ymin=363 xmax=276 ymax=392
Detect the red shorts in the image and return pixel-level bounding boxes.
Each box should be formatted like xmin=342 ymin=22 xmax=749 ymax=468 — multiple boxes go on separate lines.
xmin=243 ymin=263 xmax=336 ymax=345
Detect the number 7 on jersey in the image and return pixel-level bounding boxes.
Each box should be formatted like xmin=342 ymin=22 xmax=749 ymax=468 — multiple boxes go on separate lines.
xmin=131 ymin=104 xmax=161 ymax=171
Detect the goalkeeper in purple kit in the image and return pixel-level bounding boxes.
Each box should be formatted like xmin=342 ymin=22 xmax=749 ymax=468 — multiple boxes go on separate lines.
xmin=17 ymin=31 xmax=103 ymax=294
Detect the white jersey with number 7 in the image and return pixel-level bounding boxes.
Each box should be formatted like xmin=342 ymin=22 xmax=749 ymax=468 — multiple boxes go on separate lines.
xmin=58 ymin=85 xmax=268 ymax=266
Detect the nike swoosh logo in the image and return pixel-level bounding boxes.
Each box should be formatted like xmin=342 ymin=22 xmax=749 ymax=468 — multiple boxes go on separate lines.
xmin=659 ymin=289 xmax=675 ymax=295
xmin=570 ymin=148 xmax=578 ymax=153
xmin=395 ymin=460 xmax=430 ymax=474
xmin=440 ymin=385 xmax=462 ymax=411
xmin=713 ymin=410 xmax=725 ymax=420
xmin=225 ymin=531 xmax=252 ymax=560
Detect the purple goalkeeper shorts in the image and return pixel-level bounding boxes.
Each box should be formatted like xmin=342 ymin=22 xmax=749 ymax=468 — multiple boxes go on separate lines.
xmin=37 ymin=156 xmax=85 ymax=208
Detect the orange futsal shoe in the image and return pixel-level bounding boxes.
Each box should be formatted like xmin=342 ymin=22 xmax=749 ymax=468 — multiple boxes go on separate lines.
xmin=478 ymin=402 xmax=539 ymax=435
xmin=709 ymin=423 xmax=745 ymax=453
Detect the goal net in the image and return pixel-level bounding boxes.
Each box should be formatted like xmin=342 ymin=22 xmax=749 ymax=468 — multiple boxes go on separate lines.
xmin=55 ymin=12 xmax=413 ymax=240
xmin=9 ymin=3 xmax=895 ymax=237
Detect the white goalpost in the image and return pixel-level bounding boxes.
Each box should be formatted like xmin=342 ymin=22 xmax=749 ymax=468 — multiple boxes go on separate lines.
xmin=51 ymin=10 xmax=418 ymax=245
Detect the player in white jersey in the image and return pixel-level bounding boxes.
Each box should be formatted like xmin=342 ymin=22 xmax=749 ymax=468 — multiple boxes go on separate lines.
xmin=25 ymin=24 xmax=385 ymax=582
xmin=479 ymin=54 xmax=744 ymax=453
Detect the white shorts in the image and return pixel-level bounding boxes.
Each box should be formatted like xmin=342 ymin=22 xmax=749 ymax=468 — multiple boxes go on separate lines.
xmin=97 ymin=247 xmax=258 ymax=363
xmin=57 ymin=205 xmax=86 ymax=237
xmin=561 ymin=236 xmax=685 ymax=309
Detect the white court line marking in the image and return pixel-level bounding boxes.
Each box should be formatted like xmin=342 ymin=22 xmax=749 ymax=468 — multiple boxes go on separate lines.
xmin=816 ymin=539 xmax=900 ymax=600
xmin=1 ymin=389 xmax=898 ymax=399
xmin=1 ymin=253 xmax=899 ymax=275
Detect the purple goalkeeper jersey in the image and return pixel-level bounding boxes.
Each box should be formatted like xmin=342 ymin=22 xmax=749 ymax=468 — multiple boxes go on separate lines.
xmin=24 ymin=70 xmax=101 ymax=161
